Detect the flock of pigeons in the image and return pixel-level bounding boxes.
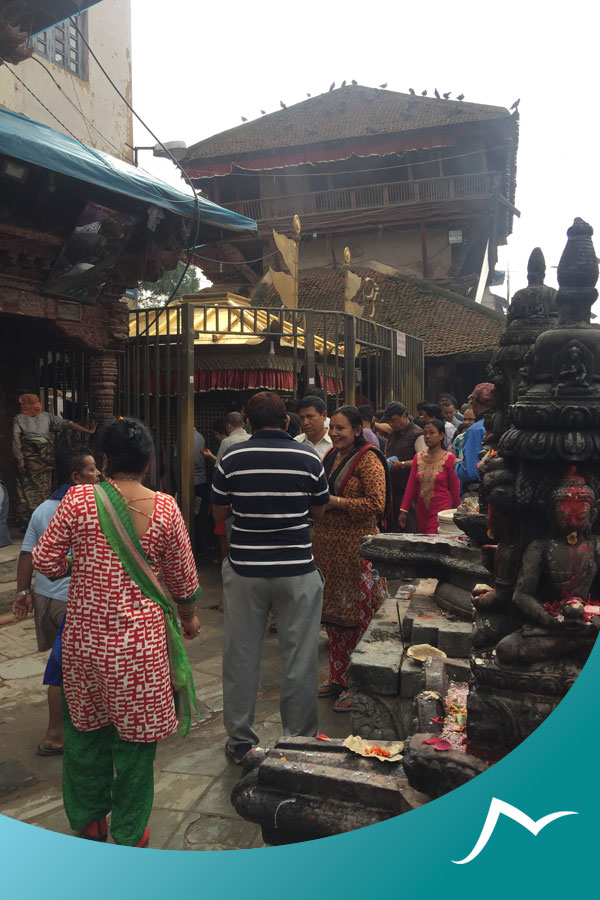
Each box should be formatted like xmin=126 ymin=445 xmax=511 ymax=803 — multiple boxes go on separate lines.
xmin=240 ymin=84 xmax=521 ymax=123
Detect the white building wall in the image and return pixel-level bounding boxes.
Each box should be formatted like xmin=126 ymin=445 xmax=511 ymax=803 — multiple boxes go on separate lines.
xmin=0 ymin=0 xmax=133 ymax=161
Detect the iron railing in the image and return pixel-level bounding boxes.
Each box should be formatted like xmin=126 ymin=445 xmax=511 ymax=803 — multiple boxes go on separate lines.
xmin=118 ymin=303 xmax=424 ymax=532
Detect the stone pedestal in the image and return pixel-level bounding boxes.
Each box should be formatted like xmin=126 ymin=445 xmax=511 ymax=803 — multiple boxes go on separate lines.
xmin=466 ymin=652 xmax=578 ymax=761
xmin=361 ymin=533 xmax=490 ymax=622
xmin=231 ymin=737 xmax=427 ymax=845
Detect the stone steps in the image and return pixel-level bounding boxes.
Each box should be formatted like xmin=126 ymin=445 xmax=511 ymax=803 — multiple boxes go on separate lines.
xmin=403 ymin=591 xmax=472 ymax=659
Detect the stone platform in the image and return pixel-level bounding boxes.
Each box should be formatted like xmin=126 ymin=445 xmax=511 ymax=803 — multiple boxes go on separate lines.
xmin=231 ymin=737 xmax=427 ymax=845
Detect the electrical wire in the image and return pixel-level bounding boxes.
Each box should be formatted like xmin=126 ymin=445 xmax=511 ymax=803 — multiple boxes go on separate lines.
xmin=68 ymin=14 xmax=201 ymax=306
xmin=3 ymin=63 xmax=82 ymax=142
xmin=30 ymin=54 xmax=126 ymax=158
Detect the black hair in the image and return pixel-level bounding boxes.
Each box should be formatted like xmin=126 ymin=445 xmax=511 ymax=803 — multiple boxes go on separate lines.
xmin=55 ymin=446 xmax=92 ymax=485
xmin=358 ymin=404 xmax=375 ymax=423
xmin=286 ymin=411 xmax=302 ymax=438
xmin=246 ymin=391 xmax=287 ymax=430
xmin=439 ymin=393 xmax=458 ymax=406
xmin=331 ymin=405 xmax=367 ymax=447
xmin=101 ymin=417 xmax=154 ymax=477
xmin=285 ymin=398 xmax=299 ymax=414
xmin=417 ymin=401 xmax=442 ymax=419
xmin=213 ymin=418 xmax=228 ymax=436
xmin=424 ymin=418 xmax=446 ymax=437
xmin=298 ymin=394 xmax=326 ymax=415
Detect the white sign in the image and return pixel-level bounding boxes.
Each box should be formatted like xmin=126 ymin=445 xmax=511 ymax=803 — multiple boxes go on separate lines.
xmin=396 ymin=332 xmax=406 ymax=357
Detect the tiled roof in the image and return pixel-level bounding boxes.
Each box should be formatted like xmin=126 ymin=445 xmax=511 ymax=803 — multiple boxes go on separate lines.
xmin=251 ymin=267 xmax=505 ymax=358
xmin=185 ymin=86 xmax=512 ymax=162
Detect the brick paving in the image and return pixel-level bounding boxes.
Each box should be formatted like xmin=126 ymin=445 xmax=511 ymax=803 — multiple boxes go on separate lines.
xmin=0 ymin=562 xmax=354 ymax=850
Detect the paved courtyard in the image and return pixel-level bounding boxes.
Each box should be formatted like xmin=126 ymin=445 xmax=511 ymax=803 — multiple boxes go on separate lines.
xmin=0 ymin=561 xmax=355 ymax=850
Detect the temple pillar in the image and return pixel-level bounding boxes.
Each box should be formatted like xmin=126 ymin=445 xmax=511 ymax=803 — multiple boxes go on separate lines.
xmin=90 ymin=350 xmax=119 ymax=427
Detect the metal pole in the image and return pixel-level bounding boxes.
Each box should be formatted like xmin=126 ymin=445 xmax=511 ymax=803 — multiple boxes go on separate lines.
xmin=179 ymin=302 xmax=195 ymax=543
xmin=304 ymin=309 xmax=316 ymax=394
xmin=344 ymin=314 xmax=356 ymax=407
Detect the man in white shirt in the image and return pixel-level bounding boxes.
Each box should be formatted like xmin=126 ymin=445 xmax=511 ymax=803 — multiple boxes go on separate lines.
xmin=295 ymin=395 xmax=333 ymax=461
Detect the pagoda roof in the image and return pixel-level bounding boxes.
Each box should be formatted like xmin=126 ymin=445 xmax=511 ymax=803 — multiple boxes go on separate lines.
xmin=184 ymin=86 xmax=513 ymax=170
xmin=251 ymin=266 xmax=505 ymax=358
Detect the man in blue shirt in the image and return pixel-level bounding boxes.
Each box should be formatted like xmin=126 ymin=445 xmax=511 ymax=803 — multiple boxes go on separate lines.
xmin=13 ymin=447 xmax=99 ymax=755
xmin=454 ymin=383 xmax=494 ymax=489
xmin=211 ymin=391 xmax=330 ymax=764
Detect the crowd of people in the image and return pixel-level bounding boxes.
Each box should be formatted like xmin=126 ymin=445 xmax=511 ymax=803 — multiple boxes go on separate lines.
xmin=7 ymin=380 xmax=494 ymax=847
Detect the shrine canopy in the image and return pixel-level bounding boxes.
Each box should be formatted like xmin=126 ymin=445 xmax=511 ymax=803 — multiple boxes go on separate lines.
xmin=0 ymin=109 xmax=257 ymax=236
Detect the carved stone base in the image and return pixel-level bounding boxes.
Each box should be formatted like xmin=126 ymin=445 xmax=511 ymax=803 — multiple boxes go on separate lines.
xmin=231 ymin=737 xmax=427 ymax=845
xmin=467 ymin=652 xmax=579 ymax=760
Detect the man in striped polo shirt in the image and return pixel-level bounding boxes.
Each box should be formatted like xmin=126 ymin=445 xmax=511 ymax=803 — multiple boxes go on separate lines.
xmin=211 ymin=391 xmax=330 ymax=764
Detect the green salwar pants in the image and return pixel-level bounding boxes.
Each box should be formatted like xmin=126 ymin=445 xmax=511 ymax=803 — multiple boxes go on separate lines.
xmin=62 ymin=694 xmax=157 ymax=846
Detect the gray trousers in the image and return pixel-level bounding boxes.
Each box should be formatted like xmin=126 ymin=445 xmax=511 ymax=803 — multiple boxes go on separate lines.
xmin=222 ymin=558 xmax=323 ymax=751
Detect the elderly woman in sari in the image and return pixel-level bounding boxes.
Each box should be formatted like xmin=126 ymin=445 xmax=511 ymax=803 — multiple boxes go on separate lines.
xmin=13 ymin=393 xmax=96 ymax=526
xmin=32 ymin=417 xmax=200 ymax=847
xmin=312 ymin=406 xmax=389 ymax=713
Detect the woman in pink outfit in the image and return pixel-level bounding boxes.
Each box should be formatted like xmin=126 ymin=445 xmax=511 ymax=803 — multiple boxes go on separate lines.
xmin=398 ymin=419 xmax=461 ymax=535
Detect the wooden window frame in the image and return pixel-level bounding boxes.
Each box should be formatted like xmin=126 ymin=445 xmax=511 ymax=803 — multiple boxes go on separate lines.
xmin=32 ymin=13 xmax=88 ymax=81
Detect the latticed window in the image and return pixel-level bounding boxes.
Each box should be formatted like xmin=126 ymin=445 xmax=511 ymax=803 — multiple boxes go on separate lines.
xmin=33 ymin=15 xmax=86 ymax=79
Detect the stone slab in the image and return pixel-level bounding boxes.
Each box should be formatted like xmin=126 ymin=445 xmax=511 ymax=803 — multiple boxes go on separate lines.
xmin=403 ymin=592 xmax=472 ymax=659
xmin=400 ymin=657 xmax=424 ymax=698
xmin=161 ymin=746 xmax=230 ymax=778
xmin=193 ymin=776 xmax=242 ymax=817
xmin=361 ymin=533 xmax=488 ymax=582
xmin=0 ymin=761 xmax=39 ymax=799
xmin=185 ymin=813 xmax=261 ymax=850
xmin=152 ymin=772 xmax=215 ymax=812
xmin=0 ymin=655 xmax=47 ymax=680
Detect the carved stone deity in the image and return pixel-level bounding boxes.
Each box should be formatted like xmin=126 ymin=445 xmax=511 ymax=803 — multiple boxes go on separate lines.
xmin=487 ymin=248 xmax=557 ymax=445
xmin=468 ymin=219 xmax=600 ymax=759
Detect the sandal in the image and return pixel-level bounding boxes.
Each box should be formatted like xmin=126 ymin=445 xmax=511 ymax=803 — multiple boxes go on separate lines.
xmin=332 ymin=691 xmax=354 ymax=713
xmin=80 ymin=817 xmax=108 ymax=842
xmin=318 ymin=682 xmax=343 ymax=698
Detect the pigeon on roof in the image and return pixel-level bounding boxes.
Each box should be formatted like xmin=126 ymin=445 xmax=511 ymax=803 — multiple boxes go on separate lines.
xmin=351 ymin=79 xmax=357 ymax=85
xmin=443 ymin=92 xmax=451 ymax=99
xmin=510 ymin=98 xmax=520 ymax=110
xmin=341 ymin=80 xmax=346 ymax=87
xmin=409 ymin=87 xmax=416 ymax=95
xmin=306 ymin=92 xmax=311 ymax=98
xmin=434 ymin=88 xmax=441 ymax=98
xmin=241 ymin=116 xmax=247 ymax=122
xmin=379 ymin=82 xmax=388 ymax=89
xmin=329 ymin=82 xmax=335 ymax=91
xmin=260 ymin=110 xmax=266 ymax=115
xmin=421 ymin=90 xmax=427 ymax=96
xmin=457 ymin=93 xmax=465 ymax=101
xmin=280 ymin=100 xmax=286 ymax=109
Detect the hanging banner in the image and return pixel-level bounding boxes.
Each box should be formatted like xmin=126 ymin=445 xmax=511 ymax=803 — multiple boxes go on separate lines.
xmin=272 ymin=230 xmax=298 ymax=276
xmin=269 ymin=267 xmax=296 ymax=309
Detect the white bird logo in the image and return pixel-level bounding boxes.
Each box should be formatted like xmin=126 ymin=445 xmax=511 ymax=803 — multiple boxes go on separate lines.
xmin=452 ymin=797 xmax=578 ymax=864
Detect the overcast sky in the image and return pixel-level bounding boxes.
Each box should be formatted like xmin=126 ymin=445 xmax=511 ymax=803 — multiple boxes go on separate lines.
xmin=129 ymin=0 xmax=599 ymax=301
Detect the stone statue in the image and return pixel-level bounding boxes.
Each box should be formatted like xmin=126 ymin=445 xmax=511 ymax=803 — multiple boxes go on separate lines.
xmin=486 ymin=248 xmax=557 ymax=445
xmin=468 ymin=219 xmax=600 ymax=758
xmin=496 ymin=468 xmax=600 ymax=666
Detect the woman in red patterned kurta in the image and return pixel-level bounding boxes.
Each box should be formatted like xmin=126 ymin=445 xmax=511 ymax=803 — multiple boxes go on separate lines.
xmin=32 ymin=418 xmax=200 ymax=847
xmin=399 ymin=419 xmax=461 ymax=534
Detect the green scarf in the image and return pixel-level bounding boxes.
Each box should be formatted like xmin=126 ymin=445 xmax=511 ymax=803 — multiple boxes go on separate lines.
xmin=94 ymin=481 xmax=198 ymax=737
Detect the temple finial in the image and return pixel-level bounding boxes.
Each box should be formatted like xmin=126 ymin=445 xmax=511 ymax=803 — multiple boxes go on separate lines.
xmin=557 ymin=218 xmax=598 ymax=289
